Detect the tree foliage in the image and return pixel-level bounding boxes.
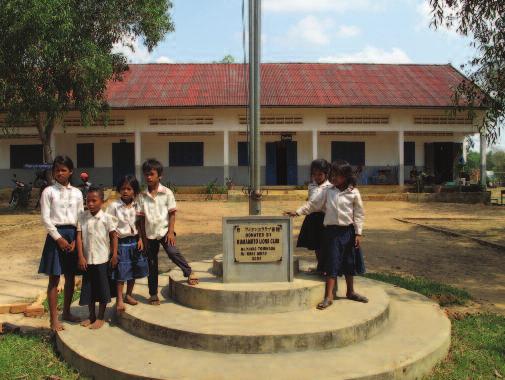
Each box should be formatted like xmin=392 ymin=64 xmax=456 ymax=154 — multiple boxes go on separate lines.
xmin=0 ymin=0 xmax=174 ymax=162
xmin=430 ymin=0 xmax=504 ymax=144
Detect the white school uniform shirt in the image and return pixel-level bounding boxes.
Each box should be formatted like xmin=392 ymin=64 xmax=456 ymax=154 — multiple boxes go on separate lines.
xmin=296 ymin=186 xmax=365 ymax=235
xmin=137 ymin=184 xmax=177 ymax=240
xmin=307 ymin=180 xmax=332 ymax=201
xmin=106 ymin=199 xmax=139 ymax=238
xmin=77 ymin=210 xmax=118 ymax=265
xmin=40 ymin=182 xmax=84 ymax=240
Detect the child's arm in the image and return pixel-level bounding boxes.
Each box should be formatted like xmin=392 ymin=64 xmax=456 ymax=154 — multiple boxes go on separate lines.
xmin=136 ymin=215 xmax=146 ymax=251
xmin=110 ymin=231 xmax=119 ymax=268
xmin=353 ymin=190 xmax=365 ymax=248
xmin=76 ymin=230 xmax=87 ymax=271
xmin=285 ymin=188 xmax=326 ymax=217
xmin=166 ymin=211 xmax=176 ymax=246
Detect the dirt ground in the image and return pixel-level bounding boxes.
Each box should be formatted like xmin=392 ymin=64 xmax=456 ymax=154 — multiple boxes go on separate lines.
xmin=0 ymin=200 xmax=504 ymax=314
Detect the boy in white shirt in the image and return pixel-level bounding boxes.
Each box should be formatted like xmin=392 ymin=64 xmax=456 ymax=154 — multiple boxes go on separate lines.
xmin=77 ymin=186 xmax=118 ymax=329
xmin=137 ymin=159 xmax=199 ymax=306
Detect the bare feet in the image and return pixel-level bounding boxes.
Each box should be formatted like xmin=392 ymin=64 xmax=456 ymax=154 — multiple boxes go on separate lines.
xmin=88 ymin=319 xmax=105 ymax=330
xmin=148 ymin=295 xmax=160 ymax=305
xmin=62 ymin=313 xmax=81 ymax=323
xmin=116 ymin=304 xmax=126 ymax=314
xmin=50 ymin=321 xmax=65 ymax=332
xmin=80 ymin=318 xmax=95 ymax=327
xmin=125 ymin=294 xmax=138 ymax=306
xmin=188 ymin=273 xmax=199 ymax=286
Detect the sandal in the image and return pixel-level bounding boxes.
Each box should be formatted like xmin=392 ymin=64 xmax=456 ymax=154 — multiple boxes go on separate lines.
xmin=187 ymin=273 xmax=199 ymax=286
xmin=347 ymin=293 xmax=369 ymax=303
xmin=316 ymin=298 xmax=333 ymax=310
xmin=148 ymin=295 xmax=161 ymax=306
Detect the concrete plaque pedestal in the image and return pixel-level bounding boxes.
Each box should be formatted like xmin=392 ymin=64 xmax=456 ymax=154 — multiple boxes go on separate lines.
xmin=222 ymin=216 xmax=293 ymax=283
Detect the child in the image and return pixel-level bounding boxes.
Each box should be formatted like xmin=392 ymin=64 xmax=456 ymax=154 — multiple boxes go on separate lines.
xmin=287 ymin=162 xmax=366 ymax=310
xmin=107 ymin=175 xmax=148 ymax=313
xmin=39 ymin=155 xmax=83 ymax=332
xmin=296 ymin=159 xmax=331 ymax=273
xmin=137 ymin=159 xmax=199 ymax=306
xmin=77 ymin=186 xmax=118 ymax=329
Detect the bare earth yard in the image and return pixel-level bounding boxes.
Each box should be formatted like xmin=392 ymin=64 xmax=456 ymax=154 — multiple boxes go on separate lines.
xmin=0 ymin=200 xmax=504 ymax=314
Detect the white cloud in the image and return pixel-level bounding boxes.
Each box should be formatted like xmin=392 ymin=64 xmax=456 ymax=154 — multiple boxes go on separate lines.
xmin=416 ymin=1 xmax=460 ymax=38
xmin=319 ymin=46 xmax=412 ymax=63
xmin=264 ymin=0 xmax=383 ymax=13
xmin=336 ymin=25 xmax=361 ymax=38
xmin=112 ymin=37 xmax=152 ymax=63
xmin=155 ymin=56 xmax=175 ymax=63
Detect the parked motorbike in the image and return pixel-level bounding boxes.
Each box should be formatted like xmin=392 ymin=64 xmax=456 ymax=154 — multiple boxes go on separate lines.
xmin=9 ymin=174 xmax=32 ymax=209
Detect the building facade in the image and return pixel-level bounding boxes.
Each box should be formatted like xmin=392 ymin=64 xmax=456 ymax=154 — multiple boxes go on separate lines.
xmin=0 ymin=63 xmax=483 ymax=187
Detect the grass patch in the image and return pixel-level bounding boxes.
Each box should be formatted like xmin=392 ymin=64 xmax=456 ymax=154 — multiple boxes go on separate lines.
xmin=0 ymin=333 xmax=81 ymax=379
xmin=364 ymin=272 xmax=471 ymax=306
xmin=429 ymin=314 xmax=505 ymax=379
xmin=43 ymin=290 xmax=81 ymax=312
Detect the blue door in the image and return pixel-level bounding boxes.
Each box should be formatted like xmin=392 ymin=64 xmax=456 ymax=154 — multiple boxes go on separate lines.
xmin=286 ymin=141 xmax=298 ymax=185
xmin=266 ymin=142 xmax=277 ymax=185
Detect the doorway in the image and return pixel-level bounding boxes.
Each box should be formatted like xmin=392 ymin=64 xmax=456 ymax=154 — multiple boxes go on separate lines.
xmin=424 ymin=142 xmax=463 ymax=183
xmin=112 ymin=142 xmax=135 ymax=186
xmin=266 ymin=140 xmax=297 ymax=185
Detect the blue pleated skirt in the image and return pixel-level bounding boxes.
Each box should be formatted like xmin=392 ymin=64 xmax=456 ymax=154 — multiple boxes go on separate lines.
xmin=322 ymin=225 xmax=366 ymax=278
xmin=111 ymin=236 xmax=149 ymax=282
xmin=38 ymin=225 xmax=78 ymax=276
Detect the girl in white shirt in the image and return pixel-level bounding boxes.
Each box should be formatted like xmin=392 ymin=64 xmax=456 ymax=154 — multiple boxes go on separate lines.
xmin=107 ymin=175 xmax=149 ymax=313
xmin=288 ymin=162 xmax=367 ymax=310
xmin=296 ymin=159 xmax=331 ymax=273
xmin=38 ymin=156 xmax=83 ymax=332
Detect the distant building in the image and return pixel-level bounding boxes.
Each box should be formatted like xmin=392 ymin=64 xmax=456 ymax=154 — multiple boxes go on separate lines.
xmin=0 ymin=63 xmax=483 ymax=187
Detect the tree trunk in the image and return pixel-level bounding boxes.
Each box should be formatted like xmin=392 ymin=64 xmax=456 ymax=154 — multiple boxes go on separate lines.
xmin=35 ymin=113 xmax=55 ymax=163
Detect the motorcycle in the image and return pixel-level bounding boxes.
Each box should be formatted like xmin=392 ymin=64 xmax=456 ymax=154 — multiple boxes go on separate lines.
xmin=9 ymin=174 xmax=33 ymax=209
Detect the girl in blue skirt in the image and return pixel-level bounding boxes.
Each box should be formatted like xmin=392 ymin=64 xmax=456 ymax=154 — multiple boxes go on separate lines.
xmin=288 ymin=162 xmax=366 ymax=310
xmin=295 ymin=159 xmax=331 ymax=273
xmin=107 ymin=175 xmax=149 ymax=313
xmin=39 ymin=156 xmax=83 ymax=331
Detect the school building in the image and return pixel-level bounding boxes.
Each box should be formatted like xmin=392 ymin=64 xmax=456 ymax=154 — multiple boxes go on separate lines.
xmin=0 ymin=63 xmax=484 ymax=187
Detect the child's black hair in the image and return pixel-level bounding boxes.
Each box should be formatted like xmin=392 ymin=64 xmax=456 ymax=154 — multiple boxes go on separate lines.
xmin=52 ymin=155 xmax=74 ymax=172
xmin=116 ymin=175 xmax=140 ymax=195
xmin=310 ymin=159 xmax=330 ymax=176
xmin=87 ymin=185 xmax=104 ymax=201
xmin=142 ymin=159 xmax=163 ymax=176
xmin=331 ymin=161 xmax=357 ymax=188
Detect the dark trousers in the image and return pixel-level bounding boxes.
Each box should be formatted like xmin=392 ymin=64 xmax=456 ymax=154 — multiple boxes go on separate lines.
xmin=146 ymin=238 xmax=192 ymax=296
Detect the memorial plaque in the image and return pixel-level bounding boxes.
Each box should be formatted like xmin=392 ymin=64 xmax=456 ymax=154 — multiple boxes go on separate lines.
xmin=223 ymin=216 xmax=293 ymax=283
xmin=233 ymin=224 xmax=283 ymax=263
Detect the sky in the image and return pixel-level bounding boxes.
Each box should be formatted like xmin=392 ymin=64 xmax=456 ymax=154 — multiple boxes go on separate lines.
xmin=113 ymin=0 xmax=503 ymax=149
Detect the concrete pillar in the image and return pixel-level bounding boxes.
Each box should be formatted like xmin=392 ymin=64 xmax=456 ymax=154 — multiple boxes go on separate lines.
xmin=398 ymin=130 xmax=404 ymax=186
xmin=223 ymin=130 xmax=230 ymax=183
xmin=480 ymin=131 xmax=487 ymax=188
xmin=312 ymin=129 xmax=318 ymax=161
xmin=462 ymin=137 xmax=468 ymax=163
xmin=134 ymin=129 xmax=142 ymax=182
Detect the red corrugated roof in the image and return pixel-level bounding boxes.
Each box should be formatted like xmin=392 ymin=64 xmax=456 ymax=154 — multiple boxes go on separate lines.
xmin=105 ymin=63 xmax=474 ymax=109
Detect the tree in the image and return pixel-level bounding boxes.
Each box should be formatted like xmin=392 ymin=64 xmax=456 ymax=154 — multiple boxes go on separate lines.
xmin=218 ymin=55 xmax=236 ymax=64
xmin=0 ymin=0 xmax=174 ymax=162
xmin=430 ymin=0 xmax=504 ymax=144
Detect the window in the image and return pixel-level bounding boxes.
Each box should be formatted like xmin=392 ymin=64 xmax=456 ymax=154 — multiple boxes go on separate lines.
xmin=10 ymin=145 xmax=43 ymax=169
xmin=404 ymin=142 xmax=415 ymax=166
xmin=238 ymin=142 xmax=249 ymax=166
xmin=77 ymin=143 xmax=94 ymax=168
xmin=331 ymin=142 xmax=365 ymax=166
xmin=169 ymin=142 xmax=204 ymax=166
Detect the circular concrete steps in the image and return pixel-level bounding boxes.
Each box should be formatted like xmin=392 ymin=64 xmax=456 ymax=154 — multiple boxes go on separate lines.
xmin=56 ymin=278 xmax=451 ymax=380
xmin=118 ymin=278 xmax=390 ymax=353
xmin=168 ymin=260 xmax=325 ymax=313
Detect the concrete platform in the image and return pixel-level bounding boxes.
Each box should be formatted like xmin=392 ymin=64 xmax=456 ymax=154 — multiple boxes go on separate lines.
xmin=56 ymin=278 xmax=451 ymax=380
xmin=168 ymin=260 xmax=325 ymax=313
xmin=118 ymin=279 xmax=390 ymax=353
